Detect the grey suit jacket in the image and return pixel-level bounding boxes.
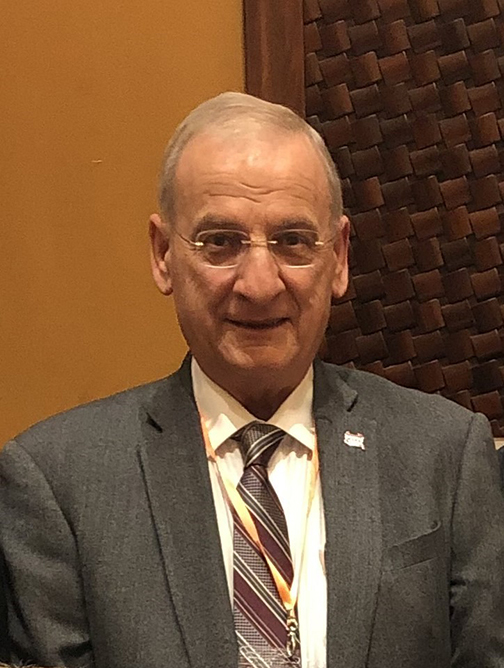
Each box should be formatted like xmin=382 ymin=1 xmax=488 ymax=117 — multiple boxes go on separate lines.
xmin=1 ymin=359 xmax=503 ymax=668
xmin=0 ymin=554 xmax=9 ymax=662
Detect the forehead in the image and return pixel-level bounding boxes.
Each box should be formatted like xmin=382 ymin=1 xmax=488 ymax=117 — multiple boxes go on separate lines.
xmin=173 ymin=129 xmax=332 ymax=229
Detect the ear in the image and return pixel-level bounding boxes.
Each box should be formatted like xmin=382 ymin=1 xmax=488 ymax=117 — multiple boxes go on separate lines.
xmin=149 ymin=213 xmax=173 ymax=296
xmin=331 ymin=214 xmax=350 ymax=299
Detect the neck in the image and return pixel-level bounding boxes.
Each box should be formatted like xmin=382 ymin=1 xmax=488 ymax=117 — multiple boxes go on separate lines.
xmin=196 ymin=360 xmax=309 ymax=421
xmin=235 ymin=387 xmax=292 ymax=421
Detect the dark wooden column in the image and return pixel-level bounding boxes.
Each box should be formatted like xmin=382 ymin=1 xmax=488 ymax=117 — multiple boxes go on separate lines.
xmin=243 ymin=0 xmax=305 ymax=116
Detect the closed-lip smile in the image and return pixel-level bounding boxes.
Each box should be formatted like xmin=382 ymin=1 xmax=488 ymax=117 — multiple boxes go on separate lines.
xmin=226 ymin=317 xmax=289 ymax=330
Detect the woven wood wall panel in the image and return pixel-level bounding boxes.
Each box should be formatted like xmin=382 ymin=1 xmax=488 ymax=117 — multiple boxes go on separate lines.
xmin=305 ymin=0 xmax=504 ymax=435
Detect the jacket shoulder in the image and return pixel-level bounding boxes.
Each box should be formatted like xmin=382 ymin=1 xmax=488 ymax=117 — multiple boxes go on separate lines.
xmin=5 ymin=377 xmax=169 ymax=456
xmin=320 ymin=361 xmax=482 ymax=431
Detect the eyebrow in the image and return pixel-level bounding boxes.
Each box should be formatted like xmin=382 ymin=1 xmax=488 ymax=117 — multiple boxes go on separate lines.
xmin=274 ymin=218 xmax=319 ymax=231
xmin=192 ymin=215 xmax=320 ymax=235
xmin=192 ymin=215 xmax=244 ymax=235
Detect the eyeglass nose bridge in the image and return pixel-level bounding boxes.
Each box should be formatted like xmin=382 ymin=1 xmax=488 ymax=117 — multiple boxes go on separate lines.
xmin=241 ymin=237 xmax=278 ymax=250
xmin=236 ymin=237 xmax=282 ymax=267
xmin=230 ymin=236 xmax=319 ymax=270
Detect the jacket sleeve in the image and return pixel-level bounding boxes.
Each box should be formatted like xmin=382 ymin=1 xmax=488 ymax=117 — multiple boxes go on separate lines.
xmin=450 ymin=413 xmax=504 ymax=667
xmin=0 ymin=439 xmax=94 ymax=668
xmin=0 ymin=551 xmax=9 ymax=662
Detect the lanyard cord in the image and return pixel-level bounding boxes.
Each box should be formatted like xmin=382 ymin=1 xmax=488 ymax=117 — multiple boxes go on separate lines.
xmin=201 ymin=418 xmax=319 ymax=615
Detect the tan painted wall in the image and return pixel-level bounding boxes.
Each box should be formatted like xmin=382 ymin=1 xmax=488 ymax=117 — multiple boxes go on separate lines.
xmin=1 ymin=0 xmax=244 ymax=444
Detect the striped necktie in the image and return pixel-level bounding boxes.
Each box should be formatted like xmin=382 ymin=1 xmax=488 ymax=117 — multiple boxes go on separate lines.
xmin=233 ymin=421 xmax=299 ymax=667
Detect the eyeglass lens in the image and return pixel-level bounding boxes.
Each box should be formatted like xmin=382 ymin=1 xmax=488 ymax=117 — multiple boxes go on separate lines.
xmin=195 ymin=229 xmax=321 ymax=267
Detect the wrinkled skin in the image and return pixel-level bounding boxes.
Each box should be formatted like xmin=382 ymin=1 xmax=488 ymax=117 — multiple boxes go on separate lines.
xmin=150 ymin=129 xmax=349 ymax=419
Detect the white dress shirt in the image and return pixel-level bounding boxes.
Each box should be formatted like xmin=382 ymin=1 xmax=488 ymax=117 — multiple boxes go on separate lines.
xmin=192 ymin=359 xmax=327 ymax=668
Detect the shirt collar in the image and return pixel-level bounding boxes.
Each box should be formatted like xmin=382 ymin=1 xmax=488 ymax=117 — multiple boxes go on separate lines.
xmin=191 ymin=358 xmax=315 ymax=453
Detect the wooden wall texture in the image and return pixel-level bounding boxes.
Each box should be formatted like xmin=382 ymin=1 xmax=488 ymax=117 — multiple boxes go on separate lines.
xmin=246 ymin=0 xmax=504 ymax=436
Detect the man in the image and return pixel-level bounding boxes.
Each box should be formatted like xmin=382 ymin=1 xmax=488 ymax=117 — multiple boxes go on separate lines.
xmin=1 ymin=92 xmax=503 ymax=668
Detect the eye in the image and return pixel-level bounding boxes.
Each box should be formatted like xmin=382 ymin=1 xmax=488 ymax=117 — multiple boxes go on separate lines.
xmin=197 ymin=230 xmax=244 ymax=249
xmin=274 ymin=230 xmax=318 ymax=248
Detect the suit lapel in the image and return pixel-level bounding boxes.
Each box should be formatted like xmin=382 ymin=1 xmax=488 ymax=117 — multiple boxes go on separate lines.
xmin=136 ymin=358 xmax=381 ymax=667
xmin=138 ymin=359 xmax=237 ymax=668
xmin=314 ymin=361 xmax=382 ymax=668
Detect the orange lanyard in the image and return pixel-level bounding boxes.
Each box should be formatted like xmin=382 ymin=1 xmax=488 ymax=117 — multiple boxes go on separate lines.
xmin=201 ymin=418 xmax=319 ymax=624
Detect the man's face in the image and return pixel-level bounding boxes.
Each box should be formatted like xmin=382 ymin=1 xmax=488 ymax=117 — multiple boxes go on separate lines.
xmin=150 ymin=129 xmax=349 ymax=400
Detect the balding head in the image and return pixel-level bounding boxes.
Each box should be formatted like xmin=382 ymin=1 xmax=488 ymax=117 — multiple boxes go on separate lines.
xmin=157 ymin=92 xmax=342 ymax=223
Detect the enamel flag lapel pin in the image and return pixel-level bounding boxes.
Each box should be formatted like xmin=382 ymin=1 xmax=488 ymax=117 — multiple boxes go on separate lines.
xmin=343 ymin=430 xmax=366 ymax=450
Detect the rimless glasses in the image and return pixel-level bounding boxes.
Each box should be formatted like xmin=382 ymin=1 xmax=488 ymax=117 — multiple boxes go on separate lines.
xmin=175 ymin=227 xmax=337 ymax=269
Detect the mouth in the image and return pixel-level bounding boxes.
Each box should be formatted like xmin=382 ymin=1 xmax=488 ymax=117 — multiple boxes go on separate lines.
xmin=226 ymin=318 xmax=289 ymax=330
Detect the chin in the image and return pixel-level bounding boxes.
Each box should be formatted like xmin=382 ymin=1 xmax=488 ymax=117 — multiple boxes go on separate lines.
xmin=222 ymin=350 xmax=308 ymax=389
xmin=226 ymin=345 xmax=293 ymax=369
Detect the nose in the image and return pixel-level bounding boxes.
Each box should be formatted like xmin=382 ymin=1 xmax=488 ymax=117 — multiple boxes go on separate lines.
xmin=232 ymin=244 xmax=286 ymax=302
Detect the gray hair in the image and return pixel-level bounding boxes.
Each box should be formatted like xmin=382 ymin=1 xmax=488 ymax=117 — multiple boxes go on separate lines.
xmin=157 ymin=92 xmax=342 ymax=222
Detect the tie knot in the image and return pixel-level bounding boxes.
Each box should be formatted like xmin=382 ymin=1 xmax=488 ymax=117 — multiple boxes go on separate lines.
xmin=237 ymin=421 xmax=285 ymax=468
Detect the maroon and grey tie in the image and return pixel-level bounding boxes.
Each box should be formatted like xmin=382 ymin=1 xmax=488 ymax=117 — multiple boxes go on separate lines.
xmin=233 ymin=421 xmax=300 ymax=667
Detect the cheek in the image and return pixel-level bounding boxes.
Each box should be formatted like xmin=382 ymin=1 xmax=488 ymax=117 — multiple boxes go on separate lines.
xmin=295 ymin=284 xmax=333 ymax=339
xmin=296 ymin=270 xmax=333 ymax=311
xmin=304 ymin=290 xmax=331 ymax=323
xmin=171 ymin=264 xmax=232 ymax=312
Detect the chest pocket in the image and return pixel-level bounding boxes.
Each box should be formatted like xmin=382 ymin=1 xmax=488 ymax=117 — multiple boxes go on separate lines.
xmin=385 ymin=521 xmax=443 ymax=571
